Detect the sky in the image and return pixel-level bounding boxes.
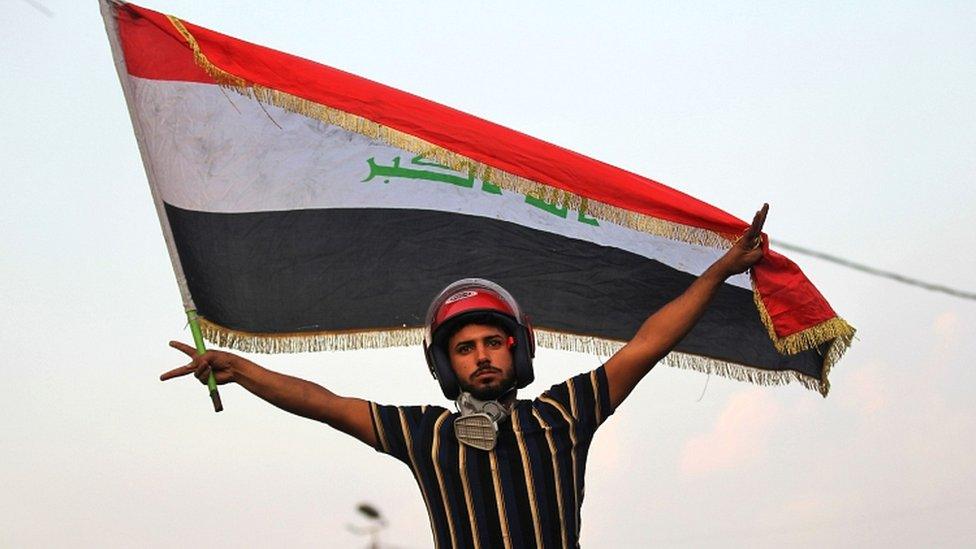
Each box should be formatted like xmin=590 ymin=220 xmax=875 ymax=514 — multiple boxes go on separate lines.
xmin=2 ymin=1 xmax=975 ymax=547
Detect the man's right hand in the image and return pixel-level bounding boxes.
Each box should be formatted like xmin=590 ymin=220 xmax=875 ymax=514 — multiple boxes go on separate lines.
xmin=159 ymin=340 xmax=377 ymax=448
xmin=160 ymin=341 xmax=250 ymax=386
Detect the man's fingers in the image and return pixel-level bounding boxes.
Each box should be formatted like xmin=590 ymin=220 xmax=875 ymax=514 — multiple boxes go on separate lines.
xmin=160 ymin=363 xmax=196 ymax=381
xmin=169 ymin=340 xmax=199 ymax=358
xmin=749 ymin=203 xmax=769 ymax=235
xmin=162 ymin=342 xmax=228 ymax=384
xmin=194 ymin=362 xmax=214 ymax=384
xmin=741 ymin=203 xmax=769 ymax=248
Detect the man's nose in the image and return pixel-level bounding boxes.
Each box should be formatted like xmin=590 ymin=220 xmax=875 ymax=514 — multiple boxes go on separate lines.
xmin=475 ymin=343 xmax=491 ymax=362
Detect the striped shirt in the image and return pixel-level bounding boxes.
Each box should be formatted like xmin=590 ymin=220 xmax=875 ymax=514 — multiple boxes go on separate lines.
xmin=369 ymin=366 xmax=614 ymax=549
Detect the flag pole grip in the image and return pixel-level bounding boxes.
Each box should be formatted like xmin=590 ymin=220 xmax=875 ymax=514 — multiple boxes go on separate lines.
xmin=187 ymin=310 xmax=223 ymax=412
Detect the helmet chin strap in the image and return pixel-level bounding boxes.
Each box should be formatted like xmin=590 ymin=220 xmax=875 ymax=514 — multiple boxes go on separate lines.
xmin=453 ymin=386 xmax=516 ymax=451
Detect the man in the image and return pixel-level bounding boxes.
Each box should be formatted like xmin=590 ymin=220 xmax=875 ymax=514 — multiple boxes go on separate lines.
xmin=162 ymin=205 xmax=769 ymax=548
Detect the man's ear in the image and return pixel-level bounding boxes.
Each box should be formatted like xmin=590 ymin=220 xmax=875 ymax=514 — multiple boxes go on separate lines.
xmin=507 ymin=336 xmax=516 ymax=349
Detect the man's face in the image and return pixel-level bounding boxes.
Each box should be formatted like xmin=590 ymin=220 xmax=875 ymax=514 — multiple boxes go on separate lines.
xmin=447 ymin=323 xmax=515 ymax=401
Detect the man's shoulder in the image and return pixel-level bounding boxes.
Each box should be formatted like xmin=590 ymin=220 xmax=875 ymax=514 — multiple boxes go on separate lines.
xmin=529 ymin=365 xmax=608 ymax=398
xmin=520 ymin=365 xmax=614 ymax=426
xmin=370 ymin=401 xmax=453 ymax=417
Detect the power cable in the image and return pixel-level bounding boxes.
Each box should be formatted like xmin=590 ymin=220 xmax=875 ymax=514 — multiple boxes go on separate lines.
xmin=772 ymin=240 xmax=976 ymax=301
xmin=20 ymin=0 xmax=54 ymax=17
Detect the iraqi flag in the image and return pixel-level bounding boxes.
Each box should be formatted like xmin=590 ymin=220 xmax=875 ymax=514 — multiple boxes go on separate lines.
xmin=102 ymin=1 xmax=854 ymax=395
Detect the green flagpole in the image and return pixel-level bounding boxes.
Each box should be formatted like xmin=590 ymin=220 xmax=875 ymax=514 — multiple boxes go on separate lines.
xmin=187 ymin=309 xmax=223 ymax=412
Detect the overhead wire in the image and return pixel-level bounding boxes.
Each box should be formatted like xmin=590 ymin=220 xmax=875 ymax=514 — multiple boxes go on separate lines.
xmin=772 ymin=240 xmax=976 ymax=301
xmin=20 ymin=0 xmax=54 ymax=18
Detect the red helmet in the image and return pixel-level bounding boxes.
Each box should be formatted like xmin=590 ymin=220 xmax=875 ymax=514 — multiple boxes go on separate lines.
xmin=423 ymin=279 xmax=535 ymax=399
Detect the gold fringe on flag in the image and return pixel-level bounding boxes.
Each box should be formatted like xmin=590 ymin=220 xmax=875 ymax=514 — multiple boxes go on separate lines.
xmin=662 ymin=351 xmax=829 ymax=394
xmin=200 ymin=318 xmax=833 ymax=394
xmin=198 ymin=319 xmax=425 ymax=353
xmin=751 ymin=280 xmax=856 ymax=395
xmin=171 ymin=15 xmax=855 ymax=393
xmin=527 ymin=329 xmax=839 ymax=395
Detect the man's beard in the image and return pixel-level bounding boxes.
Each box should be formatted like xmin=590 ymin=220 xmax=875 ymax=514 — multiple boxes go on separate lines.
xmin=459 ymin=368 xmax=516 ymax=401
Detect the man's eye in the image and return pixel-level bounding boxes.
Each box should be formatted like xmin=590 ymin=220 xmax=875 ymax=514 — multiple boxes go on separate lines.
xmin=487 ymin=338 xmax=503 ymax=348
xmin=456 ymin=344 xmax=472 ymax=354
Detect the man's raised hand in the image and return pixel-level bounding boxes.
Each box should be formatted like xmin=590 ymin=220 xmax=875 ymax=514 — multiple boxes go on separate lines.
xmin=160 ymin=341 xmax=242 ymax=385
xmin=716 ymin=203 xmax=769 ymax=277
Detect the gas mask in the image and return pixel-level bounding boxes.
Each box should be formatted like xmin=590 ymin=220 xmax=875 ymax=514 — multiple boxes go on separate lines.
xmin=454 ymin=391 xmax=514 ymax=451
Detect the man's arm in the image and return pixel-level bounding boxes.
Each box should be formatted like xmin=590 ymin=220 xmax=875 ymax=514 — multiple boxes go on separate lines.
xmin=161 ymin=342 xmax=376 ymax=447
xmin=604 ymin=204 xmax=769 ymax=410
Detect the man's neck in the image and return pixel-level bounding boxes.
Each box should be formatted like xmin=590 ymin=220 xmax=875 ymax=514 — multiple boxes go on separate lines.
xmin=455 ymin=388 xmax=517 ymax=417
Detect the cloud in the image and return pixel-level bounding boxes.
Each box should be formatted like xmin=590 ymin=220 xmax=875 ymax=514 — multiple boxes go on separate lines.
xmin=932 ymin=310 xmax=959 ymax=340
xmin=930 ymin=310 xmax=960 ymax=370
xmin=845 ymin=361 xmax=886 ymax=415
xmin=589 ymin=414 xmax=624 ymax=471
xmin=678 ymin=389 xmax=781 ymax=476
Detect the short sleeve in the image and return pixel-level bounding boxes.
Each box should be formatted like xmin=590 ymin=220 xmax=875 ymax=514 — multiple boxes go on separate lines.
xmin=538 ymin=365 xmax=614 ymax=439
xmin=368 ymin=402 xmax=445 ymax=465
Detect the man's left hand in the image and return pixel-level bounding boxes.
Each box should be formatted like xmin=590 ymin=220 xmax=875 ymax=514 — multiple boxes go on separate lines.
xmin=716 ymin=203 xmax=768 ymax=277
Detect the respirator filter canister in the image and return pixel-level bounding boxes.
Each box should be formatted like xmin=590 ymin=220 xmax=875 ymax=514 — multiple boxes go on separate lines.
xmin=454 ymin=394 xmax=511 ymax=451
